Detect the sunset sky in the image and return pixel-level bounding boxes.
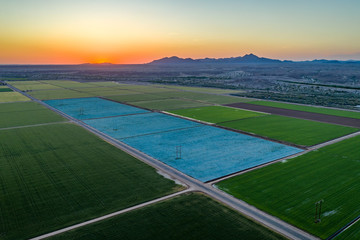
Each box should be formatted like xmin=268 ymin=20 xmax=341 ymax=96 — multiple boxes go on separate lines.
xmin=1 ymin=0 xmax=359 ymax=64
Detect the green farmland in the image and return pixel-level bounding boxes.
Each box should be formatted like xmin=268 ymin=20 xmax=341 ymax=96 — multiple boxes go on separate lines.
xmin=3 ymin=79 xmax=358 ymax=240
xmin=0 ymin=102 xmax=65 ymax=128
xmin=49 ymin=193 xmax=285 ymax=240
xmin=155 ymin=84 xmax=242 ymax=94
xmin=219 ymin=115 xmax=358 ymax=146
xmin=0 ymin=101 xmax=45 ymax=112
xmin=88 ymin=81 xmax=124 ymax=87
xmin=0 ymin=123 xmax=181 ymax=240
xmin=0 ymin=92 xmax=30 ymax=102
xmin=5 ymin=80 xmax=41 ymax=85
xmin=118 ymin=84 xmax=177 ymax=93
xmin=336 ymin=220 xmax=360 ymax=239
xmin=70 ymin=87 xmax=114 ymax=92
xmin=83 ymin=88 xmax=138 ymax=96
xmin=106 ymin=93 xmax=169 ymax=102
xmin=0 ymin=87 xmax=13 ymax=92
xmin=40 ymin=80 xmax=95 ymax=88
xmin=11 ymin=83 xmax=63 ymax=91
xmin=216 ymin=135 xmax=360 ymax=239
xmin=130 ymin=98 xmax=212 ymax=110
xmin=169 ymin=106 xmax=266 ymax=123
xmin=154 ymin=91 xmax=248 ymax=104
xmin=250 ymin=100 xmax=360 ymax=119
xmin=28 ymin=89 xmax=94 ymax=100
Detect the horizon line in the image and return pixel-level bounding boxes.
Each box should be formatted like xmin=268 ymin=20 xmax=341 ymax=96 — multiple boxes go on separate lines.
xmin=1 ymin=54 xmax=360 ymax=65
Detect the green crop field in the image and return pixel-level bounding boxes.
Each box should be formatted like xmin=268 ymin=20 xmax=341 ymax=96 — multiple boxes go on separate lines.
xmin=219 ymin=115 xmax=358 ymax=146
xmin=75 ymin=87 xmax=115 ymax=92
xmin=154 ymin=84 xmax=242 ymax=94
xmin=0 ymin=123 xmax=181 ymax=240
xmin=0 ymin=101 xmax=45 ymax=112
xmin=216 ymin=136 xmax=360 ymax=239
xmin=169 ymin=106 xmax=266 ymax=123
xmin=336 ymin=220 xmax=360 ymax=239
xmin=40 ymin=80 xmax=95 ymax=88
xmin=84 ymin=89 xmax=139 ymax=96
xmin=250 ymin=101 xmax=360 ymax=119
xmin=118 ymin=85 xmax=178 ymax=93
xmin=0 ymin=87 xmax=13 ymax=92
xmin=106 ymin=93 xmax=170 ymax=103
xmin=29 ymin=89 xmax=95 ymax=100
xmin=5 ymin=80 xmax=41 ymax=85
xmin=0 ymin=92 xmax=30 ymax=102
xmin=0 ymin=102 xmax=65 ymax=128
xmin=11 ymin=83 xmax=63 ymax=91
xmin=49 ymin=193 xmax=285 ymax=240
xmin=88 ymin=81 xmax=124 ymax=87
xmin=130 ymin=98 xmax=212 ymax=110
xmin=139 ymin=90 xmax=182 ymax=98
xmin=154 ymin=91 xmax=248 ymax=104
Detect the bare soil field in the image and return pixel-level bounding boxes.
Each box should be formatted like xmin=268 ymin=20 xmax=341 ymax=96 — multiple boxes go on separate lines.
xmin=226 ymin=102 xmax=360 ymax=128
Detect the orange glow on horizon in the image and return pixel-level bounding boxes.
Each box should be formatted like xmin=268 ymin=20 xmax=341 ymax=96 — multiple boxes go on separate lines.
xmin=90 ymin=57 xmax=114 ymax=64
xmin=1 ymin=1 xmax=359 ymax=64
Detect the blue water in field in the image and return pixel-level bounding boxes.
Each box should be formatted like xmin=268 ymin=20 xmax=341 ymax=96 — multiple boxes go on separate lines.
xmin=84 ymin=112 xmax=201 ymax=139
xmin=122 ymin=126 xmax=302 ymax=182
xmin=44 ymin=97 xmax=148 ymax=119
xmin=46 ymin=97 xmax=302 ymax=182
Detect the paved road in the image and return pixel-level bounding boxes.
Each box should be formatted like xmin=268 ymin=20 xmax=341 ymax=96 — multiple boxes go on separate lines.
xmin=7 ymin=83 xmax=319 ymax=240
xmin=226 ymin=102 xmax=360 ymax=128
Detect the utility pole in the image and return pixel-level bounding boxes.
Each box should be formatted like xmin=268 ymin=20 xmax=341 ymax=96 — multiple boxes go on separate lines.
xmin=314 ymin=200 xmax=324 ymax=223
xmin=176 ymin=146 xmax=182 ymax=159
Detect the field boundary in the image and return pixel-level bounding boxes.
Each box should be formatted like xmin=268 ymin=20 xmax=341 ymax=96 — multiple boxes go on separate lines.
xmin=209 ymin=130 xmax=360 ymax=184
xmin=208 ymin=150 xmax=309 ymax=184
xmin=80 ymin=111 xmax=151 ymax=120
xmin=162 ymin=111 xmax=306 ymax=149
xmin=226 ymin=102 xmax=360 ymax=128
xmin=119 ymin=125 xmax=202 ymax=140
xmin=308 ymin=130 xmax=360 ymax=150
xmin=100 ymin=96 xmax=154 ymax=111
xmin=327 ymin=214 xmax=360 ymax=240
xmin=0 ymin=121 xmax=70 ymax=131
xmin=0 ymin=100 xmax=31 ymax=104
xmin=28 ymin=189 xmax=192 ymax=240
xmin=215 ymin=124 xmax=307 ymax=149
xmin=162 ymin=111 xmax=215 ymax=125
xmin=249 ymin=98 xmax=360 ymax=113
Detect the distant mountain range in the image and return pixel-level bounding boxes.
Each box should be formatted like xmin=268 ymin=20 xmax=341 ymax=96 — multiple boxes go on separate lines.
xmin=149 ymin=54 xmax=360 ymax=65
